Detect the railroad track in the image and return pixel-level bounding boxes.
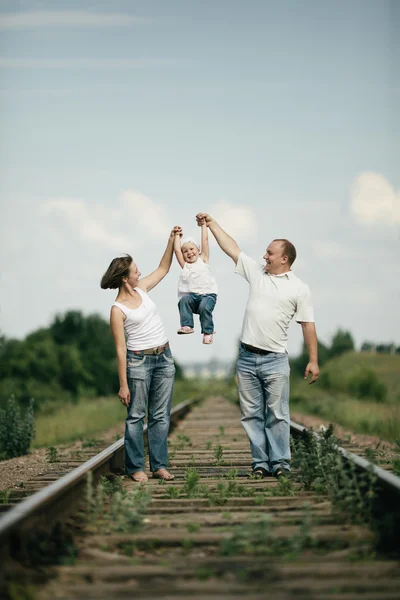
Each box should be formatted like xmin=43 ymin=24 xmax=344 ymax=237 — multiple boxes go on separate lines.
xmin=1 ymin=395 xmax=399 ymax=599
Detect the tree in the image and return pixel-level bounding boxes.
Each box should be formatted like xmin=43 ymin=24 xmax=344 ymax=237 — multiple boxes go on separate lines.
xmin=329 ymin=329 xmax=354 ymax=358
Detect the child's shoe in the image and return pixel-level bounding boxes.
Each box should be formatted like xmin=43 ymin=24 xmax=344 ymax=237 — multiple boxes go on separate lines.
xmin=203 ymin=334 xmax=213 ymax=344
xmin=177 ymin=326 xmax=194 ymax=334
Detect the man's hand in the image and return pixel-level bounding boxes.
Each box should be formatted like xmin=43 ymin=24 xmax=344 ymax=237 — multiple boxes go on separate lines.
xmin=196 ymin=213 xmax=213 ymax=227
xmin=304 ymin=362 xmax=320 ymax=384
xmin=118 ymin=385 xmax=130 ymax=407
xmin=170 ymin=225 xmax=182 ymax=240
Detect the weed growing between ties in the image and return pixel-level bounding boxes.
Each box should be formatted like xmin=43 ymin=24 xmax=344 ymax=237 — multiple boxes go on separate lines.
xmin=70 ymin=449 xmax=83 ymax=461
xmin=176 ymin=467 xmax=296 ymax=505
xmin=85 ymin=472 xmax=151 ymax=533
xmin=182 ymin=467 xmax=201 ymax=498
xmin=81 ymin=438 xmax=103 ymax=448
xmin=0 ymin=489 xmax=11 ymax=504
xmin=220 ymin=505 xmax=314 ymax=558
xmin=45 ymin=446 xmax=60 ymax=463
xmin=213 ymin=444 xmax=224 ymax=465
xmin=175 ymin=434 xmax=193 ymax=450
xmin=224 ymin=468 xmax=239 ymax=479
xmin=166 ymin=486 xmax=179 ymax=499
xmin=207 ymin=481 xmax=255 ymax=505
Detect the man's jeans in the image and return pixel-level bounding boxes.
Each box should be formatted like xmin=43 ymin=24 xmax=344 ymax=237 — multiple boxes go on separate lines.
xmin=125 ymin=347 xmax=175 ymax=475
xmin=236 ymin=343 xmax=290 ymax=474
xmin=178 ymin=293 xmax=217 ymax=334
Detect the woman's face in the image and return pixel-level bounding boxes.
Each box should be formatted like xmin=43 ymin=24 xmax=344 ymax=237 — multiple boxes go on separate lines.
xmin=125 ymin=261 xmax=141 ymax=288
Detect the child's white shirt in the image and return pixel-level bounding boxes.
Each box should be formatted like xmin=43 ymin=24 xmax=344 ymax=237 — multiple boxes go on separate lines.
xmin=177 ymin=257 xmax=218 ymax=298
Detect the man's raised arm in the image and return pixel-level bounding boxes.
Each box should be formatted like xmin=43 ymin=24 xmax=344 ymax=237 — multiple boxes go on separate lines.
xmin=196 ymin=213 xmax=241 ymax=264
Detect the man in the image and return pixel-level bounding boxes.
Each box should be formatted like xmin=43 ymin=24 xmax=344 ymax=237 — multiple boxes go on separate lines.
xmin=196 ymin=213 xmax=319 ymax=479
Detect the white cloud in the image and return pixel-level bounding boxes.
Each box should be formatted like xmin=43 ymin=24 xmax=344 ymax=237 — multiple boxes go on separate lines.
xmin=0 ymin=58 xmax=176 ymax=69
xmin=0 ymin=11 xmax=150 ymax=29
xmin=312 ymin=241 xmax=341 ymax=258
xmin=350 ymin=172 xmax=400 ymax=226
xmin=209 ymin=200 xmax=258 ymax=242
xmin=121 ymin=191 xmax=170 ymax=240
xmin=40 ymin=190 xmax=170 ymax=252
xmin=41 ymin=198 xmax=129 ymax=251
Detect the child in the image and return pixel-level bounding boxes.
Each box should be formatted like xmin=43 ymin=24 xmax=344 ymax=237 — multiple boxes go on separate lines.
xmin=173 ymin=221 xmax=218 ymax=344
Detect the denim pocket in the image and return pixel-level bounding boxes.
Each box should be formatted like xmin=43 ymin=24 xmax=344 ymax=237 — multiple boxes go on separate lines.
xmin=127 ymin=355 xmax=146 ymax=378
xmin=162 ymin=348 xmax=175 ymax=364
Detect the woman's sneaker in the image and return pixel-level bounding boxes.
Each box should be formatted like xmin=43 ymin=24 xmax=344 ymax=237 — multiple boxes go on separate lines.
xmin=203 ymin=334 xmax=213 ymax=344
xmin=177 ymin=326 xmax=194 ymax=334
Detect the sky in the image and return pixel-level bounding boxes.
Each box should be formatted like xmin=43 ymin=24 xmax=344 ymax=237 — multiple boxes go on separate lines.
xmin=0 ymin=0 xmax=399 ymax=366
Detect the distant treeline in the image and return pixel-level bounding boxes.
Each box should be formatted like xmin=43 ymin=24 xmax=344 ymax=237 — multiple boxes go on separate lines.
xmin=360 ymin=342 xmax=400 ymax=354
xmin=291 ymin=329 xmax=400 ymax=378
xmin=0 ymin=311 xmax=183 ymax=413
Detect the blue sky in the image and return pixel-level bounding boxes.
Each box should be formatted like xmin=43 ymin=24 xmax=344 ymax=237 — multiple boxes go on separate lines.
xmin=0 ymin=0 xmax=399 ymax=365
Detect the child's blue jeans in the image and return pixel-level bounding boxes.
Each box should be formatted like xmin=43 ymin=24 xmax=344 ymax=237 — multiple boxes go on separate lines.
xmin=178 ymin=293 xmax=217 ymax=334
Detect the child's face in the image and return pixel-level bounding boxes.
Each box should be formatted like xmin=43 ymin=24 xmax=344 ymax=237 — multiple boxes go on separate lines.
xmin=181 ymin=243 xmax=199 ymax=263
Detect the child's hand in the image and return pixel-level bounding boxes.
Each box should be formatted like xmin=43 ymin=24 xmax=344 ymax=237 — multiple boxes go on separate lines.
xmin=171 ymin=225 xmax=182 ymax=239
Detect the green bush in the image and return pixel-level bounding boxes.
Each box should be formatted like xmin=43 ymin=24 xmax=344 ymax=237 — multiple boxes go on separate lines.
xmin=318 ymin=371 xmax=332 ymax=390
xmin=347 ymin=369 xmax=387 ymax=402
xmin=0 ymin=396 xmax=35 ymax=459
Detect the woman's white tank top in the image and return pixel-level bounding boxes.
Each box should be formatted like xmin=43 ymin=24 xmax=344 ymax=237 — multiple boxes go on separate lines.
xmin=112 ymin=288 xmax=168 ymax=351
xmin=177 ymin=257 xmax=218 ymax=298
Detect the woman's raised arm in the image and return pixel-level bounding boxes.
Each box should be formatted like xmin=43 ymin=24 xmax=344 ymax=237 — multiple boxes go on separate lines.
xmin=139 ymin=225 xmax=182 ymax=292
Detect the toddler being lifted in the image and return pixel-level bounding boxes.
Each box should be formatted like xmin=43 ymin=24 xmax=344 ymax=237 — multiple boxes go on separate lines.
xmin=174 ymin=219 xmax=218 ymax=344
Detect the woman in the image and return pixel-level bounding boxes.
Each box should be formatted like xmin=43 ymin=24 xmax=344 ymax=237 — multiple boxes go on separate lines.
xmin=100 ymin=225 xmax=182 ymax=482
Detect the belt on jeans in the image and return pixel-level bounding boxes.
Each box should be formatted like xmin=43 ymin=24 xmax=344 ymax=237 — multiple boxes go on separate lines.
xmin=132 ymin=342 xmax=170 ymax=356
xmin=241 ymin=342 xmax=274 ymax=355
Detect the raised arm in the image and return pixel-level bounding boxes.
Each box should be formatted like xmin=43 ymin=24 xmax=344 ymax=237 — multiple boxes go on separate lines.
xmin=110 ymin=307 xmax=130 ymax=407
xmin=139 ymin=225 xmax=182 ymax=292
xmin=300 ymin=322 xmax=320 ymax=384
xmin=196 ymin=213 xmax=241 ymax=264
xmin=200 ymin=222 xmax=210 ymax=263
xmin=174 ymin=230 xmax=185 ymax=268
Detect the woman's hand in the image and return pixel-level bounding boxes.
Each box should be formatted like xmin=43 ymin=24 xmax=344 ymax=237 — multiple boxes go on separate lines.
xmin=118 ymin=385 xmax=130 ymax=407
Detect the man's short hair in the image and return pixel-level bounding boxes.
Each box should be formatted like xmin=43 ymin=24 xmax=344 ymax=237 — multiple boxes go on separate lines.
xmin=273 ymin=239 xmax=297 ymax=266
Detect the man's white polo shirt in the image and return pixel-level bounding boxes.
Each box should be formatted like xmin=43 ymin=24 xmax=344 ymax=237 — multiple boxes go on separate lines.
xmin=235 ymin=252 xmax=314 ymax=354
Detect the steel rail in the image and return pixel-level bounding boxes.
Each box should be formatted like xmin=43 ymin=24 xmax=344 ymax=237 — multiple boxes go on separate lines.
xmin=290 ymin=421 xmax=400 ymax=497
xmin=1 ymin=400 xmax=399 ymax=557
xmin=0 ymin=397 xmax=198 ymax=546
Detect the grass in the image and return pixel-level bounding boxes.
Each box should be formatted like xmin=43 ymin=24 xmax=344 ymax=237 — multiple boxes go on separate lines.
xmin=32 ymin=379 xmax=219 ymax=448
xmin=289 ymin=351 xmax=400 ymax=442
xmin=291 ymin=380 xmax=400 ymax=442
xmin=316 ymin=351 xmax=400 ymax=401
xmin=33 ymin=397 xmax=126 ymax=448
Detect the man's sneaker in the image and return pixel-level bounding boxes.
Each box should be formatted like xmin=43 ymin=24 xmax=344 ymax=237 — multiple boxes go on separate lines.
xmin=177 ymin=326 xmax=194 ymax=334
xmin=274 ymin=468 xmax=291 ymax=479
xmin=203 ymin=334 xmax=213 ymax=344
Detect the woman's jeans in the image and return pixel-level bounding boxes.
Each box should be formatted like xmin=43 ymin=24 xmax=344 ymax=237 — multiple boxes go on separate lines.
xmin=125 ymin=347 xmax=175 ymax=475
xmin=178 ymin=293 xmax=217 ymax=334
xmin=236 ymin=343 xmax=290 ymax=474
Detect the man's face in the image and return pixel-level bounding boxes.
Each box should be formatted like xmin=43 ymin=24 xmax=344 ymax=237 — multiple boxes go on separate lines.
xmin=182 ymin=243 xmax=199 ymax=263
xmin=263 ymin=241 xmax=287 ymax=274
